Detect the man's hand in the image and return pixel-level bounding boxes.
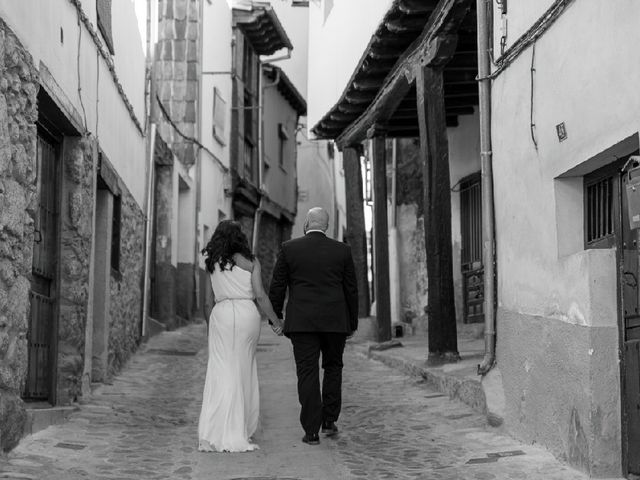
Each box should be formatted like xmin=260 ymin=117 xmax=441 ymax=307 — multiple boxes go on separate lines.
xmin=270 ymin=318 xmax=284 ymax=336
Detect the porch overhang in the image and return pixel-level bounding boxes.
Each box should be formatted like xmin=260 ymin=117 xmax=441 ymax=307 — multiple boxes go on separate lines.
xmin=311 ymin=0 xmax=478 ymax=147
xmin=233 ymin=2 xmax=293 ymax=56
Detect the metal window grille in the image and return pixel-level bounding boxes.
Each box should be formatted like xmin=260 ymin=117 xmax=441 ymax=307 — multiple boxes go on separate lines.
xmin=586 ymin=176 xmax=614 ymax=245
xmin=460 ymin=175 xmax=482 ymax=270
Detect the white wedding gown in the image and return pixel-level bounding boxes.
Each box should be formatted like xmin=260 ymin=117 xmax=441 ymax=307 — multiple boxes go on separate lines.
xmin=198 ymin=263 xmax=261 ymax=452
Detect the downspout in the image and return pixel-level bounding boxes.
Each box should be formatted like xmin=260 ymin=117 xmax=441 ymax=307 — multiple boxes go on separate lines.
xmin=389 ymin=139 xmax=402 ymax=326
xmin=477 ymin=0 xmax=496 ymax=375
xmin=252 ymin=61 xmax=284 ymax=252
xmin=141 ymin=0 xmax=156 ymax=338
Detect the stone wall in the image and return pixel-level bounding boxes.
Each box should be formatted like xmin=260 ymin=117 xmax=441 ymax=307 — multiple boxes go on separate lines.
xmin=156 ymin=0 xmax=201 ymax=168
xmin=57 ymin=137 xmax=95 ymax=405
xmin=0 ymin=18 xmax=38 ymax=452
xmin=152 ymin=163 xmax=177 ymax=329
xmin=256 ymin=213 xmax=291 ymax=291
xmin=176 ymin=262 xmax=195 ymax=320
xmin=108 ymin=188 xmax=144 ymax=377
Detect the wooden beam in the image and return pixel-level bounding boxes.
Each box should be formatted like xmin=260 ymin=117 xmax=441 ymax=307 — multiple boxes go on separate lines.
xmin=343 ymin=146 xmax=371 ymax=317
xmin=345 ymin=91 xmax=375 ymax=104
xmin=353 ymin=77 xmax=385 ymax=91
xmin=385 ymin=17 xmax=429 ymax=33
xmin=369 ymin=134 xmax=392 ymax=342
xmin=335 ymin=0 xmax=472 ymax=149
xmin=416 ymin=64 xmax=459 ymax=360
xmin=399 ymin=0 xmax=438 ymax=14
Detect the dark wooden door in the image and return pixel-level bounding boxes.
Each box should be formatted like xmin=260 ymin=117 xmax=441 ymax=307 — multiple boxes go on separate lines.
xmin=586 ymin=158 xmax=640 ymax=476
xmin=23 ymin=132 xmax=59 ymax=402
xmin=621 ymin=170 xmax=640 ymax=476
xmin=460 ymin=173 xmax=484 ymax=323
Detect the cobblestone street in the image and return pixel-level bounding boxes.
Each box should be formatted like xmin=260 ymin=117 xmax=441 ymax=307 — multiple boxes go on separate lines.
xmin=1 ymin=322 xmax=588 ymax=480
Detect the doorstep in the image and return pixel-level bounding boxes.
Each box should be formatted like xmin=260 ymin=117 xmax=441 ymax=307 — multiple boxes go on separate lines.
xmin=22 ymin=404 xmax=78 ymax=437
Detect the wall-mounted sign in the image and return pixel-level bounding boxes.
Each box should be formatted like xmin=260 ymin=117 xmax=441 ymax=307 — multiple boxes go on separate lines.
xmin=556 ymin=122 xmax=567 ymax=142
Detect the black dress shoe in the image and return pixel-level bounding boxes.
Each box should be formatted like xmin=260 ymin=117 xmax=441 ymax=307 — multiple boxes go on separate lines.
xmin=302 ymin=433 xmax=320 ymax=445
xmin=322 ymin=421 xmax=339 ymax=437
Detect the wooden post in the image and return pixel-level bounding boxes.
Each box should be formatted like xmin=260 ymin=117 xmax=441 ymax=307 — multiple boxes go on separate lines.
xmin=369 ymin=131 xmax=392 ymax=343
xmin=416 ymin=65 xmax=460 ymax=362
xmin=343 ymin=146 xmax=370 ymax=317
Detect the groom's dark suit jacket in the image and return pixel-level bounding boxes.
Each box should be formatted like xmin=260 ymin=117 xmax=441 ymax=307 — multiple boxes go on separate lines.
xmin=269 ymin=232 xmax=358 ymax=335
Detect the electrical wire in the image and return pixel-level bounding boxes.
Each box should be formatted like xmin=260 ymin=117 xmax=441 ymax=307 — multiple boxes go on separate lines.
xmin=530 ymin=42 xmax=538 ymax=151
xmin=155 ymin=93 xmax=229 ymax=174
xmin=76 ymin=10 xmax=88 ymax=132
xmin=479 ymin=0 xmax=575 ymax=81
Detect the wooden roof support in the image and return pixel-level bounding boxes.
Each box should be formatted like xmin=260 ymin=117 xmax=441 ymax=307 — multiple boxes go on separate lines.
xmin=416 ymin=64 xmax=459 ymax=359
xmin=335 ymin=0 xmax=472 ymax=149
xmin=342 ymin=146 xmax=371 ymax=317
xmin=369 ymin=133 xmax=392 ymax=342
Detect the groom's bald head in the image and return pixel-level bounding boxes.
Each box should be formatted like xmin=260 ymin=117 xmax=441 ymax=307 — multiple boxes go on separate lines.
xmin=305 ymin=207 xmax=329 ymax=233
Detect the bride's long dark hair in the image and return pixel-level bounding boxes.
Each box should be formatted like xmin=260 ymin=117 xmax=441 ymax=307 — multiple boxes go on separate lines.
xmin=202 ymin=220 xmax=254 ymax=273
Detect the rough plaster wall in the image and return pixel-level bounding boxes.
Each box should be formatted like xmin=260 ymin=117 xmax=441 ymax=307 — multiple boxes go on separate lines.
xmin=497 ymin=310 xmax=622 ymax=477
xmin=107 ymin=187 xmax=144 ymax=378
xmin=153 ymin=164 xmax=177 ymax=328
xmin=0 ymin=18 xmax=38 ymax=451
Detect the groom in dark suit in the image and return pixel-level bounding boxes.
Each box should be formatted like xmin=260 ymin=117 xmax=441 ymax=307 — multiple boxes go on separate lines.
xmin=269 ymin=207 xmax=358 ymax=445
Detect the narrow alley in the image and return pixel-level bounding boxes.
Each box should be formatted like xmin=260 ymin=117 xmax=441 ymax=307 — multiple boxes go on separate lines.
xmin=1 ymin=322 xmax=587 ymax=480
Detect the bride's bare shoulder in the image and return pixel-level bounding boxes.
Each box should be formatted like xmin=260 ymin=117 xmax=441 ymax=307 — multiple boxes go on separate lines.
xmin=233 ymin=253 xmax=254 ymax=272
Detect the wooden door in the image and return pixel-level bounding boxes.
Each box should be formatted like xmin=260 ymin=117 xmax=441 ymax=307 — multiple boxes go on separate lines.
xmin=460 ymin=173 xmax=484 ymax=323
xmin=621 ymin=170 xmax=640 ymax=476
xmin=586 ymin=158 xmax=640 ymax=476
xmin=23 ymin=131 xmax=60 ymax=403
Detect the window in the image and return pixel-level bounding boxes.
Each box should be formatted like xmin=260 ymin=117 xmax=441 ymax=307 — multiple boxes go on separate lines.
xmin=585 ymin=175 xmax=615 ymax=248
xmin=96 ymin=0 xmax=114 ymax=55
xmin=111 ymin=194 xmax=121 ymax=272
xmin=278 ymin=123 xmax=289 ymax=167
xmin=584 ymin=165 xmax=618 ymax=249
xmin=242 ymin=41 xmax=255 ymax=88
xmin=212 ymin=87 xmax=226 ymax=144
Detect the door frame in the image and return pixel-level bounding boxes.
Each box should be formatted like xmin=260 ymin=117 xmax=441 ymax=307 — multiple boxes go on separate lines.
xmin=26 ymin=116 xmax=63 ymax=405
xmin=584 ymin=152 xmax=640 ymax=477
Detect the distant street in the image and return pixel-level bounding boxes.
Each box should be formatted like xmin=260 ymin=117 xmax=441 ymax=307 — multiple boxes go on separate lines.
xmin=1 ymin=323 xmax=587 ymax=480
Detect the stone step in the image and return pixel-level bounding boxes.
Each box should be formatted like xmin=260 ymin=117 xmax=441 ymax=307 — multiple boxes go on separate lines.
xmin=22 ymin=405 xmax=78 ymax=437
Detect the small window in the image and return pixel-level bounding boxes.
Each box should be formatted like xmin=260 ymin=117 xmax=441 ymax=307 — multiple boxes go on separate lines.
xmin=97 ymin=0 xmax=115 ymax=55
xmin=111 ymin=194 xmax=121 ymax=272
xmin=212 ymin=87 xmax=226 ymax=144
xmin=584 ymin=168 xmax=617 ymax=249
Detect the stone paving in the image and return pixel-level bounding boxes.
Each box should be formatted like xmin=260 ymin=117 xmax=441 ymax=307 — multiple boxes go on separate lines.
xmin=0 ymin=322 xmax=592 ymax=480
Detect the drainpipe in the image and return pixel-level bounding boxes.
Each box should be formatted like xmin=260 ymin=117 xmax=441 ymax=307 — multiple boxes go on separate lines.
xmin=477 ymin=0 xmax=497 ymax=375
xmin=252 ymin=62 xmax=283 ymax=252
xmin=141 ymin=0 xmax=157 ymax=338
xmin=389 ymin=139 xmax=402 ymax=327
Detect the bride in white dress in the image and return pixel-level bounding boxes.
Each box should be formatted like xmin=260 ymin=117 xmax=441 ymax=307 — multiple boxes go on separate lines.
xmin=198 ymin=220 xmax=283 ymax=453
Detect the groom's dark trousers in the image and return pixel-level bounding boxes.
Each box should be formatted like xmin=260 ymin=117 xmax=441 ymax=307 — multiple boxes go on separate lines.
xmin=269 ymin=232 xmax=359 ymax=436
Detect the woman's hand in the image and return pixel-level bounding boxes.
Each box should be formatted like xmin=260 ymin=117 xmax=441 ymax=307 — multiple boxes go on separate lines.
xmin=270 ymin=318 xmax=284 ymax=336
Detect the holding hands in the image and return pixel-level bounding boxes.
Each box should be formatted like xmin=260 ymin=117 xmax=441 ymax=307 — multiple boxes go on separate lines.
xmin=270 ymin=317 xmax=284 ymax=336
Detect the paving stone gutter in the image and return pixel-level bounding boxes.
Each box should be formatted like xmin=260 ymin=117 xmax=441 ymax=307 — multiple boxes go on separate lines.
xmin=348 ymin=331 xmax=496 ymax=425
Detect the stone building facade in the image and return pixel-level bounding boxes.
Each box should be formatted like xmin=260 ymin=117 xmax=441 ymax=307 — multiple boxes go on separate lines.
xmin=0 ymin=17 xmax=38 ymax=452
xmin=152 ymin=0 xmax=201 ymax=328
xmin=0 ymin=0 xmax=148 ymax=452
